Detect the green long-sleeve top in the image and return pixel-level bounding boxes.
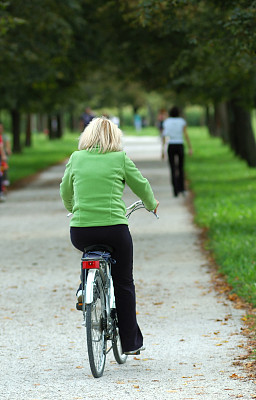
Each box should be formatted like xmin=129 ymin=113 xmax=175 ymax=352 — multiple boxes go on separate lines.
xmin=60 ymin=149 xmax=157 ymax=227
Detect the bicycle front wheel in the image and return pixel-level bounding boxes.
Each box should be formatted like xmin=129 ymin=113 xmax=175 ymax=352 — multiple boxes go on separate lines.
xmin=86 ymin=272 xmax=107 ymax=378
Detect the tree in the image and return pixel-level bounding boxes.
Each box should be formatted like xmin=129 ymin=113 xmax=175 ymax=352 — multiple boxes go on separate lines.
xmin=92 ymin=0 xmax=256 ymax=165
xmin=0 ymin=0 xmax=87 ymax=151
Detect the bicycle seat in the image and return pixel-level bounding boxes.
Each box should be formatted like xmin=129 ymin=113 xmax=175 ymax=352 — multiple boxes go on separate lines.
xmin=84 ymin=244 xmax=114 ymax=254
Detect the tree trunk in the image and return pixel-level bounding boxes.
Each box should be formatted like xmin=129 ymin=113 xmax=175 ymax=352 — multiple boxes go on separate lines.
xmin=48 ymin=115 xmax=55 ymax=139
xmin=25 ymin=113 xmax=32 ymax=147
xmin=227 ymin=100 xmax=256 ymax=167
xmin=118 ymin=107 xmax=124 ymax=127
xmin=36 ymin=114 xmax=44 ymax=132
xmin=205 ymin=106 xmax=215 ymax=136
xmin=69 ymin=112 xmax=75 ymax=132
xmin=56 ymin=113 xmax=63 ymax=138
xmin=214 ymin=103 xmax=229 ymax=143
xmin=147 ymin=102 xmax=155 ymax=126
xmin=11 ymin=109 xmax=22 ymax=153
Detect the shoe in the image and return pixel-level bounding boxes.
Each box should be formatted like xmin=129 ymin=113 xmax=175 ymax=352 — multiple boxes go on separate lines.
xmin=76 ymin=290 xmax=83 ymax=303
xmin=124 ymin=346 xmax=145 ymax=356
xmin=76 ymin=283 xmax=83 ymax=303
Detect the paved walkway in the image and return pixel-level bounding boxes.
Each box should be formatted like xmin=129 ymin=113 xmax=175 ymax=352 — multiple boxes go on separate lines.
xmin=0 ymin=136 xmax=255 ymax=399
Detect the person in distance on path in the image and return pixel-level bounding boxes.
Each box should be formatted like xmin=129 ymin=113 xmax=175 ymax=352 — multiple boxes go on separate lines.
xmin=60 ymin=116 xmax=159 ymax=355
xmin=162 ymin=106 xmax=193 ymax=197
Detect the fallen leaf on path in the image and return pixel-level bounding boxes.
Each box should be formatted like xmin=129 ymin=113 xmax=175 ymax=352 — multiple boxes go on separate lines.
xmin=228 ymin=293 xmax=238 ymax=301
xmin=230 ymin=373 xmax=244 ymax=379
xmin=153 ymin=302 xmax=163 ymax=305
xmin=76 ymin=366 xmax=83 ymax=369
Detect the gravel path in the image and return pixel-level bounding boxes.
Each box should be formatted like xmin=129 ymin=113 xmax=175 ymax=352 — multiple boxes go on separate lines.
xmin=0 ymin=136 xmax=255 ymax=400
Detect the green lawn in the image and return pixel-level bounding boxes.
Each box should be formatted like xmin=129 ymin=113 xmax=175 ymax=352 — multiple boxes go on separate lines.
xmin=186 ymin=127 xmax=256 ymax=306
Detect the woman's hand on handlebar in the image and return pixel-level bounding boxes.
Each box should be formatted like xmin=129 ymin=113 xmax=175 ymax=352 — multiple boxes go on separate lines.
xmin=154 ymin=200 xmax=159 ymax=215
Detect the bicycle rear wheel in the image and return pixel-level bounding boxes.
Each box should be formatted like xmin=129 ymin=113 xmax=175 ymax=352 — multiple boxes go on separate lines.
xmin=86 ymin=271 xmax=107 ymax=378
xmin=112 ymin=310 xmax=127 ymax=364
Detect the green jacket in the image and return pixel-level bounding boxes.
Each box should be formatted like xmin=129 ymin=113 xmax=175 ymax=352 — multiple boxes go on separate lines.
xmin=60 ymin=149 xmax=157 ymax=227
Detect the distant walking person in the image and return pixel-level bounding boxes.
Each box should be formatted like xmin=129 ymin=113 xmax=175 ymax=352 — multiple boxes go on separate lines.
xmin=134 ymin=110 xmax=142 ymax=132
xmin=79 ymin=107 xmax=94 ymax=130
xmin=163 ymin=106 xmax=192 ymax=197
xmin=156 ymin=108 xmax=168 ymax=160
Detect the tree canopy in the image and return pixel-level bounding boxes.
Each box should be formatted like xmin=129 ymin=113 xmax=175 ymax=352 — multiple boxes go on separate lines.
xmin=0 ymin=0 xmax=256 ymax=163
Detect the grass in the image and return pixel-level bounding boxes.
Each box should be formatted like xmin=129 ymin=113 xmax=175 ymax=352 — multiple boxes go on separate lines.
xmin=8 ymin=132 xmax=78 ymax=184
xmin=186 ymin=127 xmax=256 ymax=306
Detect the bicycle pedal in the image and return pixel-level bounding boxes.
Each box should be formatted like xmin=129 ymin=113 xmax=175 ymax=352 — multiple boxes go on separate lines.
xmin=76 ymin=302 xmax=83 ymax=311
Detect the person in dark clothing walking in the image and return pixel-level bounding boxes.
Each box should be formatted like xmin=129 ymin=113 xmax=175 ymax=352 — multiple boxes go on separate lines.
xmin=79 ymin=107 xmax=94 ymax=130
xmin=163 ymin=107 xmax=192 ymax=197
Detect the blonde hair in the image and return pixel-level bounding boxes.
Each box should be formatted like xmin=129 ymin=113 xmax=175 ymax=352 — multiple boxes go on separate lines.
xmin=78 ymin=116 xmax=123 ymax=153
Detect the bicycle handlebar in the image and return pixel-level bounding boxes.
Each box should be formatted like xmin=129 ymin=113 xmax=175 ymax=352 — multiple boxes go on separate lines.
xmin=67 ymin=200 xmax=159 ymax=219
xmin=126 ymin=200 xmax=159 ymax=219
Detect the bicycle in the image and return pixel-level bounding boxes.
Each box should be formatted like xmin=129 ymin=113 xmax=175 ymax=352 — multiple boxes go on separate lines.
xmin=75 ymin=200 xmax=159 ymax=378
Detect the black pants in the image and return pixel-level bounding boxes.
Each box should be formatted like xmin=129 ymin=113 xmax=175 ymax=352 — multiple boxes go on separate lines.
xmin=167 ymin=143 xmax=185 ymax=196
xmin=70 ymin=224 xmax=143 ymax=352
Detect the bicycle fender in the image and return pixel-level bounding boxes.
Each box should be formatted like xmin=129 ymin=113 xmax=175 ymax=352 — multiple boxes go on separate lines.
xmin=85 ymin=269 xmax=97 ymax=304
xmin=109 ymin=277 xmax=115 ymax=309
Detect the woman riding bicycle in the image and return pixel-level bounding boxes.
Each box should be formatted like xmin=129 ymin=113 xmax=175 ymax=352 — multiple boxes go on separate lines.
xmin=60 ymin=116 xmax=159 ymax=355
